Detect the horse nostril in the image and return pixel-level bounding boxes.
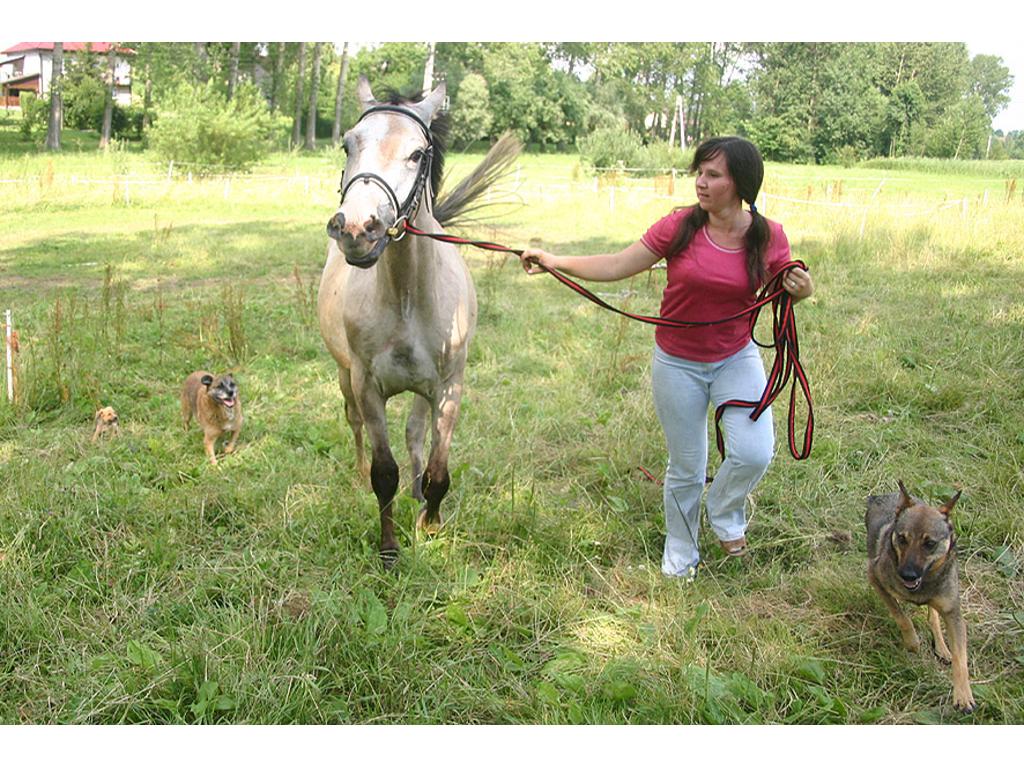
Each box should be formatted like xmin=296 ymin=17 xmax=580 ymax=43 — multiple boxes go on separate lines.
xmin=365 ymin=216 xmax=383 ymax=237
xmin=326 ymin=212 xmax=346 ymax=239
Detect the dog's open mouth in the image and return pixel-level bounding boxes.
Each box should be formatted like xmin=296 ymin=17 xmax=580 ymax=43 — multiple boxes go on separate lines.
xmin=902 ymin=577 xmax=923 ymax=591
xmin=220 ymin=398 xmax=236 ymax=408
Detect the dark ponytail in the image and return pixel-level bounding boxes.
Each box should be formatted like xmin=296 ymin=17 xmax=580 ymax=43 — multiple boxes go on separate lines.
xmin=667 ymin=136 xmax=770 ymax=292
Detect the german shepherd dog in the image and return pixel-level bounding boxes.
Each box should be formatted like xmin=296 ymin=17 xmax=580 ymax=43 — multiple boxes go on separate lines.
xmin=866 ymin=480 xmax=974 ymax=713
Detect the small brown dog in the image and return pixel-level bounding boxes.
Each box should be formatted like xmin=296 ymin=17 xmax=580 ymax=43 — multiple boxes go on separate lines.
xmin=866 ymin=480 xmax=974 ymax=713
xmin=92 ymin=406 xmax=121 ymax=442
xmin=181 ymin=371 xmax=243 ymax=465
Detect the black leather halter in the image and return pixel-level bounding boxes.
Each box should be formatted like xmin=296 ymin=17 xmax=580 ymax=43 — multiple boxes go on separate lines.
xmin=336 ymin=105 xmax=435 ymax=249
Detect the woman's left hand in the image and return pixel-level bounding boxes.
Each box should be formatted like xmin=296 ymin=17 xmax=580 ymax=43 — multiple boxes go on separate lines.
xmin=783 ymin=266 xmax=813 ymax=300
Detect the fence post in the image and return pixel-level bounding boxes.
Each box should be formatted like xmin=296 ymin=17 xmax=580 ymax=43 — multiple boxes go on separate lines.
xmin=168 ymin=161 xmax=174 ymax=180
xmin=4 ymin=309 xmax=12 ymax=403
xmin=961 ymin=198 xmax=968 ymax=219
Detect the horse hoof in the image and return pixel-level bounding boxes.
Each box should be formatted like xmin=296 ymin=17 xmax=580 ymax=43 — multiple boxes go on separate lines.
xmin=416 ymin=507 xmax=443 ymax=535
xmin=380 ymin=548 xmax=399 ymax=570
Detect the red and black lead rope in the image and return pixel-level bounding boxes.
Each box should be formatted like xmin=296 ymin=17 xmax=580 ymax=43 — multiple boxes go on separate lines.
xmin=402 ymin=223 xmax=814 ymax=462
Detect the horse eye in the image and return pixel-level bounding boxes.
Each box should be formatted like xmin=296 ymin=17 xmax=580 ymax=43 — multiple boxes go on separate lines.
xmin=410 ymin=149 xmax=424 ymax=163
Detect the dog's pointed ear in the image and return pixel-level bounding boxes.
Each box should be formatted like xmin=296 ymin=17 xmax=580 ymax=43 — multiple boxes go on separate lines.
xmin=896 ymin=480 xmax=913 ymax=515
xmin=939 ymin=489 xmax=962 ymax=518
xmin=201 ymin=374 xmax=214 ymax=388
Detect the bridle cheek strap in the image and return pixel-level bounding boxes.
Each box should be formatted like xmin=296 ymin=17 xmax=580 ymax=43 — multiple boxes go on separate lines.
xmin=336 ymin=106 xmax=435 ymax=242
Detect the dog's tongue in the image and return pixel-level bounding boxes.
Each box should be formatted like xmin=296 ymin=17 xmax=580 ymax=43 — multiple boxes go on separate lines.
xmin=903 ymin=577 xmax=922 ymax=591
xmin=222 ymin=398 xmax=235 ymax=408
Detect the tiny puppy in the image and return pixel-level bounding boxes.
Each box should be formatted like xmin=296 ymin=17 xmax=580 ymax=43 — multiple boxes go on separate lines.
xmin=866 ymin=480 xmax=974 ymax=713
xmin=92 ymin=406 xmax=121 ymax=442
xmin=181 ymin=371 xmax=243 ymax=465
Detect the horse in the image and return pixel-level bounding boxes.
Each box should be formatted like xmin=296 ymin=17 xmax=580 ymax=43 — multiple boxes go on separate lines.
xmin=318 ymin=76 xmax=520 ymax=568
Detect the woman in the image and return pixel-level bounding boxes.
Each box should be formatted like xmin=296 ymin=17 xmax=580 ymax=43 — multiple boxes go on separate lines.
xmin=520 ymin=136 xmax=813 ymax=580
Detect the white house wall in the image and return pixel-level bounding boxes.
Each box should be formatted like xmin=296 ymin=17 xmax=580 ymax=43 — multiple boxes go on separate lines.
xmin=2 ymin=48 xmax=132 ymax=105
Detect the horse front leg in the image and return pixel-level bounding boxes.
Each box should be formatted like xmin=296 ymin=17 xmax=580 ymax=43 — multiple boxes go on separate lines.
xmin=417 ymin=378 xmax=463 ymax=535
xmin=405 ymin=394 xmax=430 ymax=502
xmin=356 ymin=382 xmax=400 ymax=568
xmin=338 ymin=367 xmax=369 ymax=479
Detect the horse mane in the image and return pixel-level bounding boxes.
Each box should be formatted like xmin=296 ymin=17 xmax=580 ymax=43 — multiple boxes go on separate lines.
xmin=373 ymin=88 xmax=521 ymax=228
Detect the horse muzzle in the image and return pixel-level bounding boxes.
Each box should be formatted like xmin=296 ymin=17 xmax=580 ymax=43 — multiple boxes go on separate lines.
xmin=326 ymin=210 xmax=391 ymax=268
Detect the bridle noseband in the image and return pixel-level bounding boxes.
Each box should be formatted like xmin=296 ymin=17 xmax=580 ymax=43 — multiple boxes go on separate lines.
xmin=334 ymin=104 xmax=435 ymax=258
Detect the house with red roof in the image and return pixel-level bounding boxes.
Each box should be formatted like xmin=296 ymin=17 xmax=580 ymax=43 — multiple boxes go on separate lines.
xmin=1 ymin=42 xmax=133 ymax=108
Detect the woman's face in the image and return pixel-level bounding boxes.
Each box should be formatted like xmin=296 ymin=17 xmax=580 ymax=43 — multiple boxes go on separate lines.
xmin=694 ymin=152 xmax=741 ymax=214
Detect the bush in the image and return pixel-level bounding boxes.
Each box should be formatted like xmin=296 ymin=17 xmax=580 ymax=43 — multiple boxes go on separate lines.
xmin=637 ymin=142 xmax=693 ymax=174
xmin=19 ymin=92 xmax=49 ymax=141
xmin=112 ymin=104 xmax=145 ymax=141
xmin=147 ymin=81 xmax=274 ymax=175
xmin=578 ymin=124 xmax=692 ymax=176
xmin=577 ymin=125 xmax=644 ymax=170
xmin=63 ymin=76 xmax=106 ymax=131
xmin=267 ymin=114 xmax=294 ymax=151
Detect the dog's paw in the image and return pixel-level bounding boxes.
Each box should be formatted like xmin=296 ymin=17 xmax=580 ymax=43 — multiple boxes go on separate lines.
xmin=901 ymin=635 xmax=921 ymax=653
xmin=953 ymin=692 xmax=976 ymax=714
xmin=932 ymin=645 xmax=952 ymax=665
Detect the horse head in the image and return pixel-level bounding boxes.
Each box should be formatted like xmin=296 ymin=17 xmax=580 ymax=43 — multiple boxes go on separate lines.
xmin=327 ymin=76 xmax=446 ymax=268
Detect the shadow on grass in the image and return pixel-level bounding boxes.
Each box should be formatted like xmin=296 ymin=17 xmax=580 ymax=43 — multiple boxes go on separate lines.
xmin=1 ymin=219 xmax=326 ymax=292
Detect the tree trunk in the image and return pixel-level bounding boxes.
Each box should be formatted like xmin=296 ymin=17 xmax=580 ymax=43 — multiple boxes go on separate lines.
xmin=271 ymin=42 xmax=285 ymax=114
xmin=228 ymin=42 xmax=240 ymax=99
xmin=305 ymin=43 xmax=321 ymax=151
xmin=100 ymin=46 xmax=115 ymax=149
xmin=143 ymin=64 xmax=153 ymax=131
xmin=422 ymin=42 xmax=436 ymax=95
xmin=194 ymin=42 xmax=207 ymax=84
xmin=332 ymin=43 xmax=350 ymax=147
xmin=45 ymin=42 xmax=63 ymax=151
xmin=292 ymin=42 xmax=306 ymax=149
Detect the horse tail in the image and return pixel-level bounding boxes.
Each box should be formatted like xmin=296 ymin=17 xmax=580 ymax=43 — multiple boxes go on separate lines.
xmin=434 ymin=132 xmax=522 ymax=228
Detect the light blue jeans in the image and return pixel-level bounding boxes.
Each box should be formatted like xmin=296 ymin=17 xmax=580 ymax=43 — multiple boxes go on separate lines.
xmin=651 ymin=341 xmax=775 ymax=576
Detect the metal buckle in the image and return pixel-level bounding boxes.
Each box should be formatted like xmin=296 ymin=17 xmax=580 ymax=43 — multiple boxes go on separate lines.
xmin=387 ymin=216 xmax=408 ymax=240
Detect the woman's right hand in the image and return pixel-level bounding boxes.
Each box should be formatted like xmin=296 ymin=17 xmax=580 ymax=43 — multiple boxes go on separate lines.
xmin=520 ymin=247 xmax=555 ymax=275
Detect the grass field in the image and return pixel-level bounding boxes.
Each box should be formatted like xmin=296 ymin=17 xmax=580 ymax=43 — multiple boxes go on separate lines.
xmin=2 ymin=118 xmax=1023 ymax=724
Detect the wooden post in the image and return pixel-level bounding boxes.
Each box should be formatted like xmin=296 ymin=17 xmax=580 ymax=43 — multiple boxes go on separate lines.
xmin=5 ymin=309 xmax=12 ymax=403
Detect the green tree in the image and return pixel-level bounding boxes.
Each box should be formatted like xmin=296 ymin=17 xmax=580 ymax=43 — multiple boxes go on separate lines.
xmin=925 ymin=95 xmax=990 ymax=159
xmin=449 ymin=72 xmax=492 ymax=148
xmin=968 ymin=54 xmax=1012 ymax=120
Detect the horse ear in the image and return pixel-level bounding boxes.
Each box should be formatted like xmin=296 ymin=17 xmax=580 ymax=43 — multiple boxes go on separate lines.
xmin=357 ymin=75 xmax=375 ymax=110
xmin=416 ymin=81 xmax=446 ymax=123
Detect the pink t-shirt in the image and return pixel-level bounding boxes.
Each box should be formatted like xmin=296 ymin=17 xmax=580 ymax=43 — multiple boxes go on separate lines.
xmin=641 ymin=208 xmax=793 ymax=362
